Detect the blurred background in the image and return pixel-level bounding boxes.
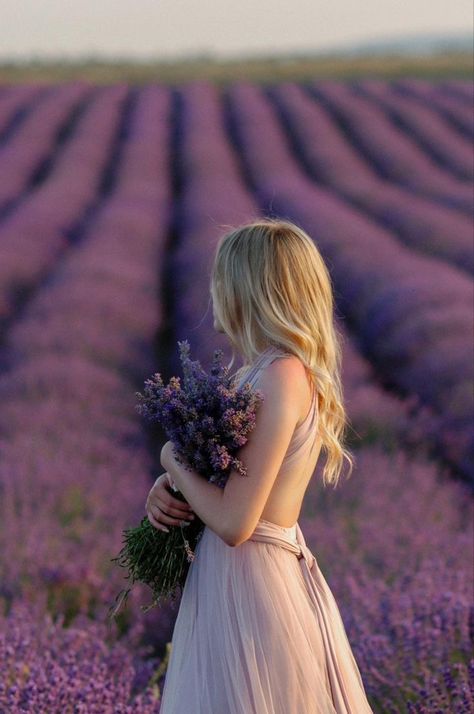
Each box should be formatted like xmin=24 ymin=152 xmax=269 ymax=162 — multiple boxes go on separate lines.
xmin=0 ymin=0 xmax=473 ymax=83
xmin=0 ymin=2 xmax=472 ymax=712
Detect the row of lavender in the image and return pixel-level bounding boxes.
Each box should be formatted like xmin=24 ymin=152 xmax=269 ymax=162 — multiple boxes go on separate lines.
xmin=307 ymin=80 xmax=473 ymax=214
xmin=0 ymin=83 xmax=94 ymax=217
xmin=0 ymin=84 xmax=129 ymax=326
xmin=393 ymin=79 xmax=473 ymax=139
xmin=0 ymin=85 xmax=49 ymax=143
xmin=165 ymin=81 xmax=472 ymax=711
xmin=437 ymin=78 xmax=474 ymax=102
xmin=353 ymin=80 xmax=472 ymax=180
xmin=0 ymin=78 xmax=472 ymax=711
xmin=0 ymin=85 xmax=176 ymax=712
xmin=265 ymin=81 xmax=472 ymax=275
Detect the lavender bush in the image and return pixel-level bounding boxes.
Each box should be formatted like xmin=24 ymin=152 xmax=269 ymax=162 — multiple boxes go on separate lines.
xmin=0 ymin=597 xmax=161 ymax=713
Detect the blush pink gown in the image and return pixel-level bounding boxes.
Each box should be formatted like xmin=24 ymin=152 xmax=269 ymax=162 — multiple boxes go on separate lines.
xmin=159 ymin=345 xmax=374 ymax=713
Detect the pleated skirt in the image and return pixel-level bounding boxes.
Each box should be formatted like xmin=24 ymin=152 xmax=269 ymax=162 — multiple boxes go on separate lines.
xmin=159 ymin=518 xmax=373 ymax=714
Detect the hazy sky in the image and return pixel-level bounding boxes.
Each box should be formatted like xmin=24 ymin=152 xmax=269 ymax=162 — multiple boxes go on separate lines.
xmin=1 ymin=0 xmax=472 ymax=61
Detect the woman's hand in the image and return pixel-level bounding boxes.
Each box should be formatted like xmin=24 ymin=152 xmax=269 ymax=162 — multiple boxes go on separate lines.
xmin=145 ymin=472 xmax=195 ymax=532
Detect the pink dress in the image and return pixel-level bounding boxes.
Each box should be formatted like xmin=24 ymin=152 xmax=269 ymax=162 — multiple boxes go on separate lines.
xmin=159 ymin=345 xmax=374 ymax=713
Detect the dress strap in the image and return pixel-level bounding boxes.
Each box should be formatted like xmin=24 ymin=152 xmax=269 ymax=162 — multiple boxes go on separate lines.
xmin=234 ymin=345 xmax=287 ymax=389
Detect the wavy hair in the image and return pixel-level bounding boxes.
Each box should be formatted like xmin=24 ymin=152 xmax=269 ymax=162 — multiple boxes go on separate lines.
xmin=210 ymin=217 xmax=354 ymax=488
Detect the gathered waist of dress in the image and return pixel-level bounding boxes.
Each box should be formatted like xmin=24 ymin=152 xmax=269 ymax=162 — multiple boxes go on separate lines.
xmin=257 ymin=517 xmax=298 ymax=540
xmin=251 ymin=518 xmax=311 ymax=561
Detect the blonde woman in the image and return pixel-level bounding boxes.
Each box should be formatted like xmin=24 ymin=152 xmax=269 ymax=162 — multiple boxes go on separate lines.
xmin=150 ymin=218 xmax=374 ymax=713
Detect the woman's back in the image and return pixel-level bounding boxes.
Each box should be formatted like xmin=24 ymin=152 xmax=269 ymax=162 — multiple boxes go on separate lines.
xmin=234 ymin=344 xmax=323 ymax=528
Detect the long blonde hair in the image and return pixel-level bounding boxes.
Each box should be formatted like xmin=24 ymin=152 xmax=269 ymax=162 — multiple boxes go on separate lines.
xmin=210 ymin=217 xmax=354 ymax=489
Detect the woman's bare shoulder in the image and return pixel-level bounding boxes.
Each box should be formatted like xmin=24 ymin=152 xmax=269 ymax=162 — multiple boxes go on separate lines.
xmin=269 ymin=352 xmax=310 ymax=382
xmin=256 ymin=354 xmax=310 ymax=420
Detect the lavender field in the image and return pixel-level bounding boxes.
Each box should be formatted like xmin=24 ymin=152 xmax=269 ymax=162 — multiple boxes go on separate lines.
xmin=0 ymin=78 xmax=472 ymax=713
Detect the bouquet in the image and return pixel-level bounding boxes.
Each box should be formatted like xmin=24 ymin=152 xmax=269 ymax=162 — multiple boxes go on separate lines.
xmin=108 ymin=340 xmax=264 ymax=617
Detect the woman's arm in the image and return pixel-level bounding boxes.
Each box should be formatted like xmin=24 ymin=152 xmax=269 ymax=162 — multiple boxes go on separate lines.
xmin=161 ymin=442 xmax=227 ymax=540
xmin=162 ymin=356 xmax=302 ymax=547
xmin=219 ymin=357 xmax=302 ymax=545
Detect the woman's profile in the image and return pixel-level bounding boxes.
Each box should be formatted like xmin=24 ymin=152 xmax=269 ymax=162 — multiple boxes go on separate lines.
xmin=153 ymin=218 xmax=374 ymax=713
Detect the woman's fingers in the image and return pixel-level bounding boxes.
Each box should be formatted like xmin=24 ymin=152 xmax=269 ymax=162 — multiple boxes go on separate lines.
xmin=149 ymin=503 xmax=193 ymax=527
xmin=149 ymin=492 xmax=194 ymax=519
xmin=147 ymin=509 xmax=170 ymax=532
xmin=145 ymin=473 xmax=196 ymax=532
xmin=152 ymin=474 xmax=193 ymax=506
xmin=166 ymin=499 xmax=195 ymax=518
xmin=154 ymin=483 xmax=195 ymax=517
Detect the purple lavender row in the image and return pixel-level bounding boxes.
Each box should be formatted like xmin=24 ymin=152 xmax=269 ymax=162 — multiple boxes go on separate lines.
xmin=168 ymin=82 xmax=472 ymax=709
xmin=308 ymin=80 xmax=473 ymax=215
xmin=0 ymin=86 xmax=175 ymax=707
xmin=0 ymin=84 xmax=172 ymax=612
xmin=267 ymin=82 xmax=473 ymax=275
xmin=353 ymin=79 xmax=473 ymax=182
xmin=393 ymin=79 xmax=473 ymax=140
xmin=0 ymin=84 xmax=128 ymax=326
xmin=167 ymin=80 xmax=257 ymax=372
xmin=439 ymin=79 xmax=474 ymax=104
xmin=225 ymin=81 xmax=474 ymax=484
xmin=0 ymin=82 xmax=92 ymax=213
xmin=0 ymin=84 xmax=48 ymax=140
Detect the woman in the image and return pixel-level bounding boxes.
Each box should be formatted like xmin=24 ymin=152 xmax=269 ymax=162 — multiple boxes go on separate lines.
xmin=147 ymin=219 xmax=374 ymax=713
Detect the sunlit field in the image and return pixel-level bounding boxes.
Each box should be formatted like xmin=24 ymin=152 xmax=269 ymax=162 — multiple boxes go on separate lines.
xmin=0 ymin=65 xmax=472 ymax=712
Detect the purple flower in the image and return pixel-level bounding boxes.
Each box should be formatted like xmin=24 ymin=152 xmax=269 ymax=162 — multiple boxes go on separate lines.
xmin=136 ymin=339 xmax=264 ymax=487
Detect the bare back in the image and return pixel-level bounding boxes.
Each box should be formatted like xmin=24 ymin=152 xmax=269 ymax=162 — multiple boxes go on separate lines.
xmin=234 ymin=345 xmax=322 ymax=528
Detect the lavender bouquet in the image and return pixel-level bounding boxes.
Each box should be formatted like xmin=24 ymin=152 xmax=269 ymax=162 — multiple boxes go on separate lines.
xmin=109 ymin=340 xmax=264 ymax=617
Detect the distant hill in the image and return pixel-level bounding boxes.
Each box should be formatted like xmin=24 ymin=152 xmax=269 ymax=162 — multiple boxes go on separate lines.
xmin=331 ymin=30 xmax=473 ymax=56
xmin=0 ymin=31 xmax=471 ymax=84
